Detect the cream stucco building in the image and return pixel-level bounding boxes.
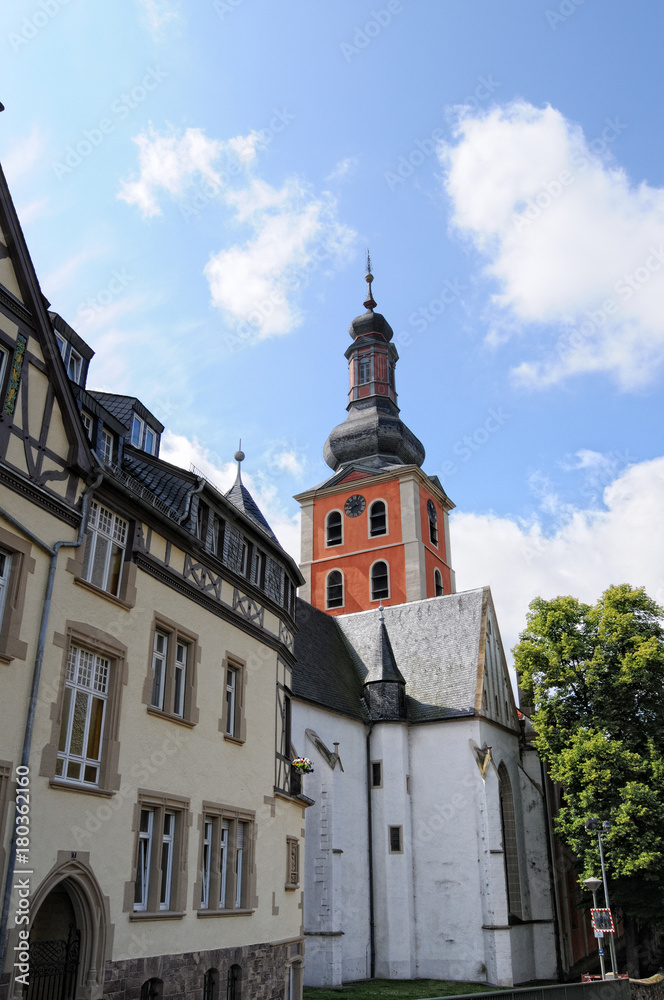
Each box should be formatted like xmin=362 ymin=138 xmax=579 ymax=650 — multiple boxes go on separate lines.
xmin=0 ymin=164 xmax=306 ymax=1000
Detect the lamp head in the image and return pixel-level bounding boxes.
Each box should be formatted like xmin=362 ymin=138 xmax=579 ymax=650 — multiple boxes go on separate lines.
xmin=585 ymin=817 xmax=598 ymax=832
xmin=583 ymin=877 xmax=602 ymax=893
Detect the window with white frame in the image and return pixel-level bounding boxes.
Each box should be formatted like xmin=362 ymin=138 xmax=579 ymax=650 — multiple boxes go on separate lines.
xmin=358 ymin=356 xmax=371 ymax=384
xmin=132 ymin=797 xmax=187 ymax=914
xmin=210 ymin=515 xmax=225 ymax=559
xmin=55 ymin=645 xmax=109 ymax=786
xmin=100 ymin=428 xmax=113 ymax=464
xmin=82 ymin=502 xmax=127 ymax=597
xmin=252 ymin=549 xmax=264 ymax=587
xmin=67 ymin=349 xmax=83 ymax=384
xmin=369 ymin=500 xmax=387 ymax=537
xmin=0 ymin=549 xmax=12 ymax=630
xmin=370 ymin=561 xmax=390 ymax=601
xmin=326 ymin=569 xmax=344 ymax=609
xmin=149 ymin=624 xmax=193 ymax=721
xmin=239 ymin=540 xmax=248 ymax=576
xmin=131 ymin=413 xmax=157 ymax=455
xmin=198 ymin=809 xmax=254 ymax=912
xmin=81 ymin=411 xmax=93 ymax=440
xmin=0 ymin=345 xmax=9 ymax=389
xmin=325 ymin=510 xmax=342 ymax=546
xmin=225 ymin=663 xmax=239 ymax=737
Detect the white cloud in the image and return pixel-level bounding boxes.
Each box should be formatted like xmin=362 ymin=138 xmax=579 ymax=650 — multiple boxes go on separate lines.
xmin=441 ymin=102 xmax=664 ymax=388
xmin=137 ymin=0 xmax=180 ymax=32
xmin=452 ymin=456 xmax=664 ymax=662
xmin=2 ymin=128 xmax=46 ymax=184
xmin=119 ymin=126 xmax=356 ymax=340
xmin=326 ymin=157 xmax=358 ymax=182
xmin=159 ymin=431 xmax=301 ymax=559
xmin=42 ymin=246 xmax=105 ymax=298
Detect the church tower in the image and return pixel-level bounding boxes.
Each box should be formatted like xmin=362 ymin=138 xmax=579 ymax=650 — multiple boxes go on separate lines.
xmin=295 ymin=267 xmax=456 ymax=615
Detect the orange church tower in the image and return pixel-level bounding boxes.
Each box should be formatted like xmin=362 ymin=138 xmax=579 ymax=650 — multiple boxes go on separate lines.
xmin=295 ymin=265 xmax=456 ymax=616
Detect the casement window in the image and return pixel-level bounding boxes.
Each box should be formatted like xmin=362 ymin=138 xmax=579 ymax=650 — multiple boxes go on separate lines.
xmin=67 ymin=349 xmax=83 ymax=384
xmin=369 ymin=500 xmax=387 ymax=537
xmin=370 ymin=561 xmax=390 ymax=601
xmin=326 ymin=570 xmax=344 ymax=609
xmin=434 ymin=568 xmax=444 ymax=597
xmin=325 ymin=510 xmax=343 ymax=547
xmin=428 ymin=501 xmax=438 ymax=547
xmin=0 ymin=345 xmax=7 ymax=390
xmin=148 ymin=621 xmax=195 ymax=723
xmin=0 ymin=550 xmax=11 ymax=630
xmin=252 ymin=549 xmax=264 ymax=588
xmin=55 ymin=645 xmax=109 ymax=786
xmin=131 ymin=413 xmax=157 ymax=455
xmin=283 ymin=577 xmax=295 ymax=616
xmin=221 ymin=655 xmax=245 ymax=743
xmin=196 ymin=502 xmax=209 ymax=542
xmin=132 ymin=795 xmax=188 ymax=914
xmin=358 ymin=356 xmax=371 ymax=384
xmin=211 ymin=516 xmax=225 ymax=559
xmin=286 ymin=837 xmax=300 ymax=889
xmin=100 ymin=428 xmax=113 ymax=463
xmin=82 ymin=502 xmax=127 ymax=597
xmin=198 ymin=807 xmax=255 ymax=913
xmin=55 ymin=335 xmax=66 ymax=360
xmin=388 ymin=826 xmax=403 ymax=854
xmin=275 ymin=658 xmax=294 ymax=795
xmin=81 ymin=411 xmax=93 ymax=440
xmin=239 ymin=540 xmax=248 ymax=576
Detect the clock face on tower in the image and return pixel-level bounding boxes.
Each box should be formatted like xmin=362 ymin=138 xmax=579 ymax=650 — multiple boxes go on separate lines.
xmin=344 ymin=494 xmax=366 ymax=517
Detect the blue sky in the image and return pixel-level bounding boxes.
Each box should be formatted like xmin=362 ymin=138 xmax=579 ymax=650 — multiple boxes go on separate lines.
xmin=1 ymin=0 xmax=663 ymax=654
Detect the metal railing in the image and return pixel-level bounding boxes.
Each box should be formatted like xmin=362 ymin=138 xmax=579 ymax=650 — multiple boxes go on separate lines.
xmin=423 ymin=980 xmax=631 ymax=1000
xmin=104 ymin=460 xmax=181 ymax=521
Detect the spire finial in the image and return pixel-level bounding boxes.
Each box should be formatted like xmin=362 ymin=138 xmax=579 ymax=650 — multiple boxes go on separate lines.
xmin=234 ymin=439 xmax=245 ymax=484
xmin=364 ymin=248 xmax=377 ymax=311
xmin=378 ymin=602 xmax=385 ymax=624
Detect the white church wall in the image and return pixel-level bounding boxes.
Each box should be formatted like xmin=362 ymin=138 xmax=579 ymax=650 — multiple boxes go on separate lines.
xmin=369 ymin=723 xmax=417 ymax=979
xmin=292 ymin=702 xmax=371 ymax=986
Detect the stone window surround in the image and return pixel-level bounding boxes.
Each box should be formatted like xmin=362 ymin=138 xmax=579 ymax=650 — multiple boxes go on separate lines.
xmin=193 ymin=801 xmax=257 ymax=915
xmin=285 ymin=836 xmax=299 ymax=890
xmin=324 ymin=509 xmax=344 ymax=548
xmin=67 ymin=502 xmax=137 ymax=610
xmin=368 ymin=498 xmax=388 ymax=538
xmin=0 ymin=525 xmax=35 ymax=663
xmin=142 ymin=613 xmax=200 ymax=728
xmin=125 ymin=788 xmax=191 ymax=918
xmin=369 ymin=559 xmax=390 ymax=602
xmin=218 ymin=652 xmax=247 ymax=745
xmin=40 ymin=622 xmax=127 ymax=796
xmin=325 ymin=568 xmax=344 ymax=610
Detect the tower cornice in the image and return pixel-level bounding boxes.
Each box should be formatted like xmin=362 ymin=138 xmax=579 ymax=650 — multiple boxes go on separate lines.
xmin=294 ymin=464 xmax=455 ymax=512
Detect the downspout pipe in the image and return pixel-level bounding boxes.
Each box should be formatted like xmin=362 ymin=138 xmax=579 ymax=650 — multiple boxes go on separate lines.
xmin=178 ymin=476 xmax=205 ymax=526
xmin=0 ymin=472 xmax=102 ymax=964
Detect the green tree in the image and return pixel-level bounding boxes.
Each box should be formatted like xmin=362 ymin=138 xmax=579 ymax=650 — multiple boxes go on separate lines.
xmin=514 ymin=584 xmax=664 ymax=972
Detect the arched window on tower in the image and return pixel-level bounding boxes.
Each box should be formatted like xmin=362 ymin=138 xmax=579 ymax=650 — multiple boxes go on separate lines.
xmin=358 ymin=356 xmax=371 ymax=384
xmin=369 ymin=500 xmax=387 ymax=537
xmin=498 ymin=763 xmax=523 ymax=921
xmin=326 ymin=570 xmax=344 ymax=609
xmin=325 ymin=510 xmax=342 ymax=547
xmin=370 ymin=561 xmax=390 ymax=601
xmin=434 ymin=568 xmax=443 ymax=597
xmin=427 ymin=500 xmax=438 ymax=546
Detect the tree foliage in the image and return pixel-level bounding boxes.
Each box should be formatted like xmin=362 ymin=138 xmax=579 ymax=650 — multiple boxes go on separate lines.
xmin=514 ymin=584 xmax=664 ymax=924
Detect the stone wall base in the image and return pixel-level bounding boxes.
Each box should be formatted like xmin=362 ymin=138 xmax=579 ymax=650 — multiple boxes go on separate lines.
xmin=103 ymin=940 xmax=298 ymax=1000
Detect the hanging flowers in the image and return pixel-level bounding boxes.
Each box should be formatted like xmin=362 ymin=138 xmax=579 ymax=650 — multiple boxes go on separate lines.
xmin=291 ymin=757 xmax=314 ymax=774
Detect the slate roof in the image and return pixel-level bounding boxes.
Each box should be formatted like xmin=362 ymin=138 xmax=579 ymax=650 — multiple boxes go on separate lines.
xmin=122 ymin=450 xmax=196 ymax=517
xmin=292 ymin=599 xmax=369 ymax=721
xmin=87 ymin=392 xmax=164 ymax=433
xmin=225 ymin=475 xmax=279 ymax=545
xmin=293 ymin=588 xmax=486 ymax=723
xmin=365 ymin=617 xmax=405 ymax=685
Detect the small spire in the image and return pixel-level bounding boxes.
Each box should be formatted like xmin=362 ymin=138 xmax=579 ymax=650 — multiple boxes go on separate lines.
xmin=234 ymin=439 xmax=245 ymax=484
xmin=379 ymin=602 xmax=385 ymax=624
xmin=364 ymin=248 xmax=377 ymax=311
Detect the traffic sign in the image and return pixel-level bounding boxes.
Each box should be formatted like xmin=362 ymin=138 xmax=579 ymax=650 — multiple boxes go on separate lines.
xmin=591 ymin=909 xmax=615 ymax=934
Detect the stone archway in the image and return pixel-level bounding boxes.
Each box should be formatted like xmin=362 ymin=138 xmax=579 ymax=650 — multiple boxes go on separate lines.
xmin=14 ymin=854 xmax=110 ymax=1000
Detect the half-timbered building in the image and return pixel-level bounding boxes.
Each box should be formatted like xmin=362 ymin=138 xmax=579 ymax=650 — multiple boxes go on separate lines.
xmin=0 ymin=162 xmax=306 ymax=1000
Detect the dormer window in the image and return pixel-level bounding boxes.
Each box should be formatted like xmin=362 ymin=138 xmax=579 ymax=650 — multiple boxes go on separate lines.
xmin=100 ymin=429 xmax=113 ymax=464
xmin=81 ymin=412 xmax=93 ymax=441
xmin=67 ymin=349 xmax=83 ymax=384
xmin=131 ymin=414 xmax=157 ymax=455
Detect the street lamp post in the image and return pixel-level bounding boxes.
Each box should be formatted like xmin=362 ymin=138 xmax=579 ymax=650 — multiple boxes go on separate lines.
xmin=585 ymin=818 xmax=619 ymax=977
xmin=583 ymin=876 xmax=606 ymax=980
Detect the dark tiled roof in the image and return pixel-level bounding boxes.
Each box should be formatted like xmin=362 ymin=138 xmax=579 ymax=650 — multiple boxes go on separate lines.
xmin=87 ymin=392 xmax=164 ymax=433
xmin=225 ymin=476 xmax=279 ymax=545
xmin=292 ymin=600 xmax=369 ymax=721
xmin=337 ymin=589 xmax=485 ymax=721
xmin=123 ymin=451 xmax=195 ymax=515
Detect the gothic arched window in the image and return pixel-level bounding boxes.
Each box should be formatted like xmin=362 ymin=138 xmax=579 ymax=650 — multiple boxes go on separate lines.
xmin=227 ymin=965 xmax=242 ymax=1000
xmin=498 ymin=763 xmax=523 ymax=920
xmin=370 ymin=561 xmax=389 ymax=601
xmin=325 ymin=511 xmax=342 ymax=547
xmin=369 ymin=500 xmax=387 ymax=537
xmin=434 ymin=568 xmax=443 ymax=597
xmin=427 ymin=500 xmax=438 ymax=546
xmin=326 ymin=570 xmax=344 ymax=609
xmin=203 ymin=969 xmax=219 ymax=1000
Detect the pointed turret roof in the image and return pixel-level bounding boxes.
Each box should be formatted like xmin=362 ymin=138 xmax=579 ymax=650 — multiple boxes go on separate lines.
xmin=365 ymin=608 xmax=405 ymax=685
xmin=225 ymin=448 xmax=279 ymax=544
